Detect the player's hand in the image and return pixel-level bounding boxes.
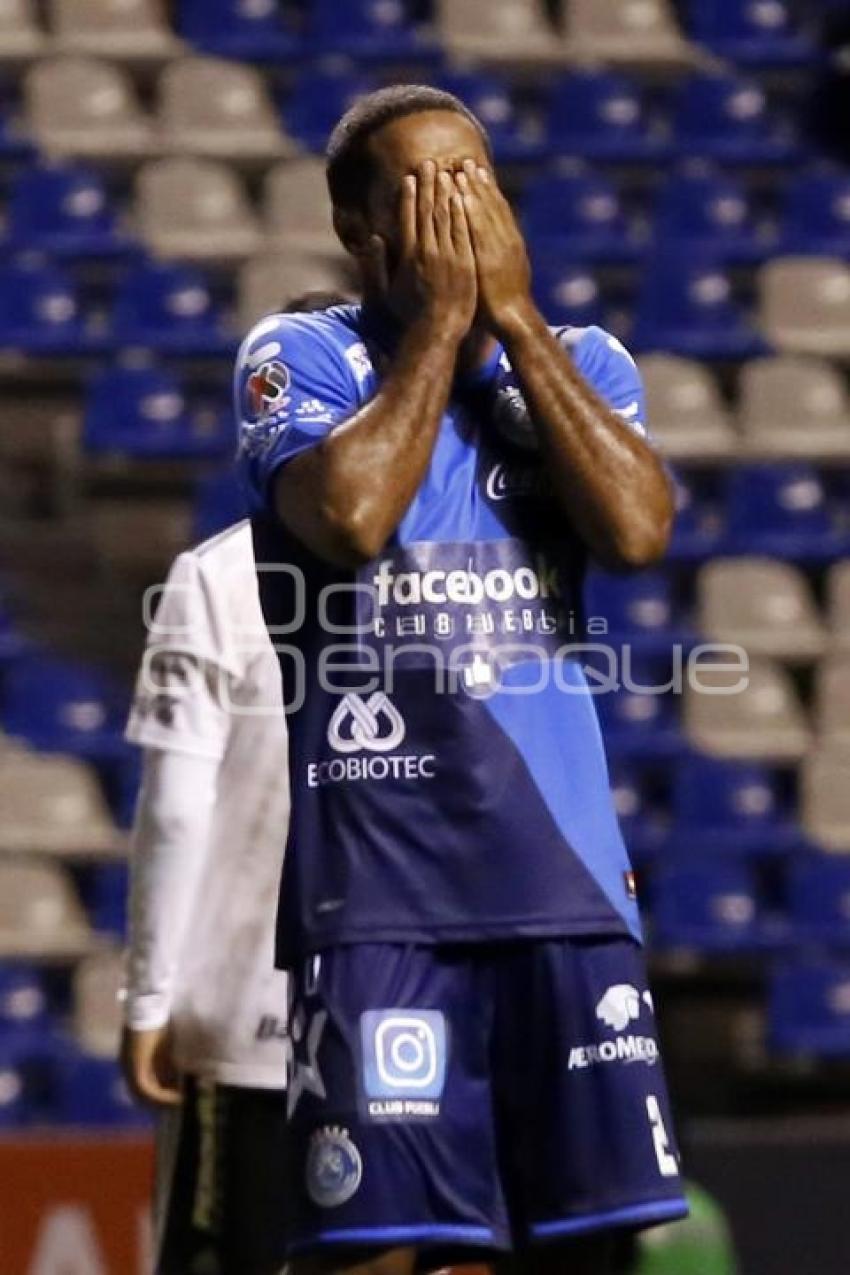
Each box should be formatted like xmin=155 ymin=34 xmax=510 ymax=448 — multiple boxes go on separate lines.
xmin=457 ymin=159 xmax=533 ymax=336
xmin=370 ymin=159 xmax=478 ymax=341
xmin=120 ymin=1024 xmax=183 ymax=1108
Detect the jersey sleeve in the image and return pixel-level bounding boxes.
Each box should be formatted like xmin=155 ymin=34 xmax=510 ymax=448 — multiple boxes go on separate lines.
xmin=126 ymin=551 xmax=234 ymax=762
xmin=559 ymin=325 xmax=650 ymax=441
xmin=234 ymin=312 xmax=360 ymax=514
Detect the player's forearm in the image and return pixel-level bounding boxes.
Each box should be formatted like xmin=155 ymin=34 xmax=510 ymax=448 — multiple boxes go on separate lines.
xmin=124 ymin=750 xmax=218 ymax=1030
xmin=498 ymin=304 xmax=674 ymax=570
xmin=275 ymin=316 xmax=462 ymax=567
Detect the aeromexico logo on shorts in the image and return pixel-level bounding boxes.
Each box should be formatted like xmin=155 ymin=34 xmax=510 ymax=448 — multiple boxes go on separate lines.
xmin=306 ymin=692 xmax=436 ymax=788
xmin=568 ymin=983 xmax=659 ymax=1071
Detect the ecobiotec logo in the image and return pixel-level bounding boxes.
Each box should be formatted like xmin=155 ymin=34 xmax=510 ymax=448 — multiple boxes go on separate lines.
xmin=306 ymin=692 xmax=436 ymax=789
xmin=371 ymin=552 xmax=561 ymax=609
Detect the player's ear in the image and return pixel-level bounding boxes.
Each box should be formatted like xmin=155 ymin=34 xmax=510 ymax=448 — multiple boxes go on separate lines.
xmin=333 ymin=207 xmax=369 ymax=258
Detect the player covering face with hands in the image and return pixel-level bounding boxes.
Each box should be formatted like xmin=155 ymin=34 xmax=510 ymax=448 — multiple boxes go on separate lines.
xmin=237 ymin=86 xmax=681 ymax=1275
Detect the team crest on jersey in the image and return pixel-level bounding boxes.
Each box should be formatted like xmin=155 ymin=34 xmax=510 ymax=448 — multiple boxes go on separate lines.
xmin=305 ymin=1126 xmax=362 ymax=1207
xmin=245 ymin=359 xmax=290 ymax=421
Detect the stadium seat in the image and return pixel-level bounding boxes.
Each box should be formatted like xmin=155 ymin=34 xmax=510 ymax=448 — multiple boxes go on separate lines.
xmin=25 ymin=56 xmax=158 ymax=163
xmin=759 ymin=257 xmax=850 ymax=357
xmin=1 ymin=653 xmax=127 ymax=761
xmin=263 ymin=157 xmax=342 ymax=257
xmin=816 ymin=658 xmax=850 ymax=749
xmin=769 ymin=959 xmax=850 ymax=1056
xmin=89 ymin=498 xmax=191 ymax=580
xmin=0 ymin=861 xmax=93 ymax=958
xmin=652 ymin=167 xmax=771 ymax=265
xmin=546 ymin=71 xmax=670 ymax=164
xmin=788 ymin=856 xmax=850 ymax=946
xmin=638 ymin=355 xmax=736 ymax=461
xmin=666 ymin=471 xmax=726 ymax=562
xmin=193 ymin=469 xmax=248 ymax=542
xmin=683 ymin=656 xmax=810 ymax=763
xmin=0 ymin=257 xmax=102 ymax=355
xmin=283 ymin=67 xmax=374 ymax=154
xmin=0 ymin=0 xmax=47 ymax=63
xmin=73 ymin=947 xmax=125 ymax=1057
xmin=738 ymin=356 xmax=850 ymax=461
xmin=594 ymin=655 xmax=683 ymax=760
xmin=584 ymin=569 xmax=690 ymax=657
xmin=725 ymin=464 xmax=850 ymax=561
xmin=55 ymin=1050 xmax=149 ymax=1125
xmin=0 ymin=751 xmax=119 ymax=855
xmin=610 ymin=763 xmax=670 ymax=860
xmin=687 ymin=0 xmax=816 ymax=68
xmin=112 ymin=261 xmax=235 ymax=356
xmin=437 ymin=71 xmax=544 ymax=166
xmin=48 ymin=0 xmax=183 ymax=62
xmin=827 ymin=561 xmax=850 ymax=652
xmin=436 ymin=0 xmax=566 ymax=68
xmin=522 ymin=166 xmax=641 ymax=265
xmin=135 ymin=157 xmax=262 ymax=262
xmin=158 ymin=55 xmax=296 ymax=163
xmin=671 ymin=72 xmax=799 ymax=165
xmin=6 ymin=162 xmax=129 ymax=258
xmin=237 ymin=254 xmax=352 ymax=333
xmin=84 ymin=363 xmax=231 ymax=460
xmin=307 ymin=0 xmax=437 ymax=62
xmin=780 ymin=169 xmax=850 ymax=258
xmin=0 ymin=967 xmax=50 ymax=1034
xmin=632 ymin=255 xmax=764 ymax=360
xmin=564 ymin=0 xmax=702 ymax=72
xmin=697 ymin=558 xmax=826 ymax=663
xmin=651 ymin=860 xmax=764 ymax=951
xmin=532 ymin=261 xmax=604 ymax=329
xmin=176 ymin=0 xmax=300 ymax=62
xmin=0 ymin=1048 xmax=27 ymax=1126
xmin=672 ymin=755 xmax=797 ymax=855
xmin=83 ymin=863 xmax=128 ymax=936
xmin=801 ymin=746 xmax=850 ymax=853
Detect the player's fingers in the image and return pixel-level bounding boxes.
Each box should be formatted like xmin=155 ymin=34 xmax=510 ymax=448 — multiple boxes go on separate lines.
xmin=416 ymin=159 xmax=438 ymax=252
xmin=136 ymin=1064 xmax=183 ymax=1107
xmin=434 ymin=170 xmax=453 ymax=254
xmin=399 ymin=174 xmax=416 ymax=258
xmin=450 ymin=189 xmax=474 ymax=264
xmin=456 ymin=169 xmax=487 ymax=256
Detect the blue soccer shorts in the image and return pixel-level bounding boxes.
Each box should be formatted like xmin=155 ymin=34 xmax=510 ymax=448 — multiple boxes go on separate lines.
xmin=284 ymin=937 xmax=688 ymax=1257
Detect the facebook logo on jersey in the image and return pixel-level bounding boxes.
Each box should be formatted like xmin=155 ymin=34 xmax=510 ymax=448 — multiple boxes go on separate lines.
xmin=360 ymin=1010 xmax=447 ymax=1120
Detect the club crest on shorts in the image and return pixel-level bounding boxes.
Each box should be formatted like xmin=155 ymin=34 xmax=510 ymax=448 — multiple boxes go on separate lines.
xmin=305 ymin=1126 xmax=362 ymax=1208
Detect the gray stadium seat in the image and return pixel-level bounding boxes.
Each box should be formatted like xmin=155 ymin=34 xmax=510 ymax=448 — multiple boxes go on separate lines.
xmin=26 ymin=55 xmax=158 ymax=162
xmin=238 ymin=255 xmax=353 ymax=332
xmin=0 ymin=750 xmax=121 ymax=856
xmin=264 ymin=157 xmax=341 ymax=256
xmin=827 ymin=561 xmax=850 ymax=652
xmin=135 ymin=157 xmax=262 ymax=262
xmin=815 ymin=657 xmax=850 ymax=749
xmin=759 ymin=257 xmax=850 ymax=358
xmin=74 ymin=946 xmax=125 ymax=1057
xmin=802 ymin=746 xmax=850 ymax=853
xmin=0 ymin=0 xmax=47 ymax=63
xmin=436 ymin=0 xmax=567 ymax=67
xmin=563 ymin=0 xmax=704 ymax=71
xmin=639 ymin=354 xmax=737 ymax=460
xmin=48 ymin=0 xmax=182 ymax=62
xmin=739 ymin=356 xmax=850 ymax=460
xmin=697 ymin=558 xmax=826 ymax=663
xmin=0 ymin=860 xmax=94 ymax=957
xmin=89 ymin=497 xmax=191 ymax=579
xmin=684 ymin=656 xmax=810 ymax=761
xmin=158 ymin=56 xmax=296 ymax=163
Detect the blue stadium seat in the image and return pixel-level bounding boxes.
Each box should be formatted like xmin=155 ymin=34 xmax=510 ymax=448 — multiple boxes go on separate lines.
xmin=0 ymin=589 xmax=27 ymax=663
xmin=726 ymin=464 xmax=850 ymax=560
xmin=177 ymin=0 xmax=301 ymax=61
xmin=55 ymin=1051 xmax=150 ymax=1127
xmin=0 ymin=258 xmax=104 ymax=356
xmin=283 ymin=67 xmax=374 ymax=153
xmin=532 ymin=262 xmax=605 ymax=329
xmin=437 ymin=71 xmax=545 ymax=165
xmin=666 ymin=471 xmax=726 ymax=563
xmin=672 ymin=755 xmax=798 ymax=855
xmin=672 ymin=73 xmax=799 ymax=165
xmin=769 ymin=959 xmax=850 ymax=1057
xmin=788 ymin=855 xmax=850 ymax=947
xmin=594 ymin=656 xmax=683 ymax=761
xmin=780 ymin=168 xmax=850 ymax=257
xmin=632 ymin=254 xmax=765 ymax=359
xmin=113 ymin=261 xmax=234 ymax=357
xmin=0 ymin=1048 xmax=28 ymax=1127
xmin=687 ymin=0 xmax=816 ymax=68
xmin=1 ymin=652 xmax=128 ymax=761
xmin=0 ymin=101 xmax=34 ymax=163
xmin=84 ymin=364 xmax=231 ymax=461
xmin=651 ymin=859 xmax=765 ymax=951
xmin=0 ymin=967 xmax=50 ymax=1035
xmin=546 ymin=71 xmax=670 ymax=164
xmin=610 ymin=763 xmax=670 ymax=861
xmin=7 ymin=164 xmax=129 ymax=259
xmin=307 ymin=0 xmax=437 ymax=62
xmin=584 ymin=569 xmax=691 ymax=657
xmin=653 ymin=167 xmax=771 ymax=265
xmin=522 ymin=167 xmax=641 ymax=264
xmin=83 ymin=864 xmax=128 ymax=938
xmin=193 ymin=469 xmax=249 ymax=542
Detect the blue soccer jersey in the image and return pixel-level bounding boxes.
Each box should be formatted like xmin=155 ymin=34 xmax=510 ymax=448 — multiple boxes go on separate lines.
xmin=235 ymin=305 xmax=649 ymax=966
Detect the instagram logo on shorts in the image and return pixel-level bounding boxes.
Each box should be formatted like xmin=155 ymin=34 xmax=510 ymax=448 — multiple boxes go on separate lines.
xmin=361 ymin=1010 xmax=447 ymax=1100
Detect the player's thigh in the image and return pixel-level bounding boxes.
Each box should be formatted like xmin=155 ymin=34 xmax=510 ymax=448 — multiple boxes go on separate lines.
xmin=495 ymin=937 xmax=688 ymax=1245
xmin=286 ymin=944 xmax=510 ymax=1257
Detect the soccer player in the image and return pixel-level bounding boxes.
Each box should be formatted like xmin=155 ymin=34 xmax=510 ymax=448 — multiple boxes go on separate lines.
xmin=236 ymin=86 xmax=685 ymax=1275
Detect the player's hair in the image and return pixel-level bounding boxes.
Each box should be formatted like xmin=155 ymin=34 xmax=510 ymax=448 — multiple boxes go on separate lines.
xmin=282 ymin=289 xmax=352 ymax=314
xmin=326 ymin=84 xmax=492 ymax=212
